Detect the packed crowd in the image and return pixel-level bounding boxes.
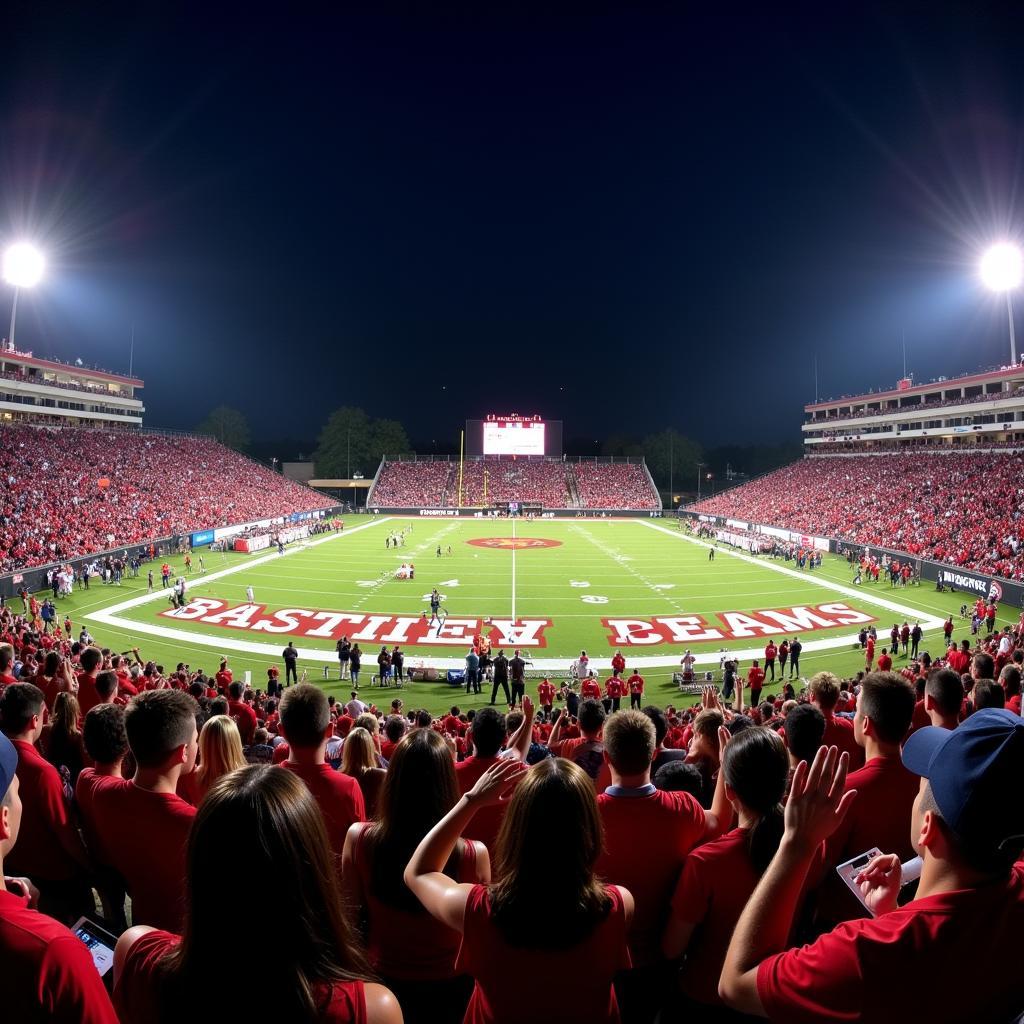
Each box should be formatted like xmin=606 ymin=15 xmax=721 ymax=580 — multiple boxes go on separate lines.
xmin=0 ymin=426 xmax=332 ymax=573
xmin=370 ymin=459 xmax=660 ymax=510
xmin=2 ymin=585 xmax=1024 ymax=1023
xmin=691 ymin=451 xmax=1024 ymax=579
xmin=807 ymin=383 xmax=1024 ymax=424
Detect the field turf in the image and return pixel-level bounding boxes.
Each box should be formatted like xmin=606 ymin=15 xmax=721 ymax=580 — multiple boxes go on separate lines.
xmin=46 ymin=514 xmax=998 ymax=716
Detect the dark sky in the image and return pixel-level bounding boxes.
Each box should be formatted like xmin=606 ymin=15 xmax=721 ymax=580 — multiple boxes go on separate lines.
xmin=3 ymin=3 xmax=1024 ymax=448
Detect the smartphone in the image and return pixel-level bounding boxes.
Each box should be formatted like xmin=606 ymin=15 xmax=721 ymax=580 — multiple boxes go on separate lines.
xmin=72 ymin=916 xmax=118 ymax=990
xmin=835 ymin=849 xmax=923 ymax=916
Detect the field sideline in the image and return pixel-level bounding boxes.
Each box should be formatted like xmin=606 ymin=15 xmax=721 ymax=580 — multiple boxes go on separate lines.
xmin=34 ymin=514 xmax=998 ymax=715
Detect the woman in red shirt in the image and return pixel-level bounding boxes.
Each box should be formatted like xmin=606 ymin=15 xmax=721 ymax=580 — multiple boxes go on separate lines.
xmin=662 ymin=727 xmax=788 ymax=1016
xmin=343 ymin=728 xmax=488 ymax=1022
xmin=406 ymin=757 xmax=634 ymax=1024
xmin=113 ymin=765 xmax=400 ymax=1024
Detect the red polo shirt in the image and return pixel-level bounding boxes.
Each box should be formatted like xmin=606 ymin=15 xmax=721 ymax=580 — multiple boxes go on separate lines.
xmin=281 ymin=760 xmax=365 ymax=860
xmin=758 ymin=865 xmax=1024 ymax=1023
xmin=0 ymin=888 xmax=119 ymax=1023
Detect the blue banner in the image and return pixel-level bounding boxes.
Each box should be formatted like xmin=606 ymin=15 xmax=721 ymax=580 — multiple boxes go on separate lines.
xmin=190 ymin=530 xmax=215 ymax=547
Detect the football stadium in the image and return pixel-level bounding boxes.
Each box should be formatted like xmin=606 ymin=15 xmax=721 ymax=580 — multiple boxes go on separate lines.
xmin=3 ymin=9 xmax=1024 ymax=1024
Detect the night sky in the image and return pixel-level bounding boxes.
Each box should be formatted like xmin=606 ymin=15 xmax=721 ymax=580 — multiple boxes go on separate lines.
xmin=3 ymin=4 xmax=1024 ymax=449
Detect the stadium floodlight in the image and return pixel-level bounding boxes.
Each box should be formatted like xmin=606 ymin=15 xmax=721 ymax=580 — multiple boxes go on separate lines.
xmin=980 ymin=242 xmax=1022 ymax=365
xmin=3 ymin=242 xmax=45 ymax=350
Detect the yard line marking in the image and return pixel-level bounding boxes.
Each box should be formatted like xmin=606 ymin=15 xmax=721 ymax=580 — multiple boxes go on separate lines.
xmin=511 ymin=517 xmax=517 ymax=622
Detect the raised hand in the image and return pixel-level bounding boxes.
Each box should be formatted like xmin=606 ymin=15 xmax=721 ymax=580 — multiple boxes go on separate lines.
xmin=466 ymin=758 xmax=527 ymax=807
xmin=784 ymin=745 xmax=857 ymax=853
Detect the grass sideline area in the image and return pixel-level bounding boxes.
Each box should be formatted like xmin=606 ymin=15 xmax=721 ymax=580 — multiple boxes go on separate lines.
xmin=25 ymin=515 xmax=1003 ymax=717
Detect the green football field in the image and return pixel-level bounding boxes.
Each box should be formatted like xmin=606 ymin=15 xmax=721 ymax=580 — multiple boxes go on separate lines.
xmin=48 ymin=514 xmax=997 ymax=715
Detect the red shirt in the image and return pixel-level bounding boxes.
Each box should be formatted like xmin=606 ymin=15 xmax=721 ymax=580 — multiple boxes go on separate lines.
xmin=76 ymin=671 xmax=101 ymax=715
xmin=757 ymin=865 xmax=1024 ymax=1023
xmin=877 ymin=653 xmax=893 ymax=672
xmin=747 ymin=666 xmax=765 ymax=691
xmin=537 ymin=680 xmax=555 ymax=705
xmin=227 ymin=699 xmax=257 ymax=745
xmin=865 ymin=639 xmax=875 ymax=660
xmin=457 ymin=883 xmax=630 ymax=1024
xmin=75 ymin=769 xmax=129 ymax=863
xmin=351 ymin=823 xmax=480 ymax=979
xmin=0 ymin=888 xmax=119 ymax=1024
xmin=764 ymin=643 xmax=778 ymax=661
xmin=281 ymin=761 xmax=365 ymax=860
xmin=597 ymin=788 xmax=706 ymax=965
xmin=627 ymin=674 xmax=644 ymax=695
xmin=671 ymin=827 xmax=762 ymax=1006
xmin=455 ymin=755 xmax=515 ymax=851
xmin=115 ymin=929 xmax=368 ymax=1022
xmin=214 ymin=669 xmax=233 ymax=691
xmin=611 ymin=653 xmax=626 ymax=674
xmin=819 ymin=713 xmax=865 ymax=771
xmin=582 ymin=678 xmax=602 ymax=700
xmin=90 ymin=781 xmax=196 ymax=932
xmin=606 ymin=677 xmax=624 ymax=699
xmin=6 ymin=739 xmax=83 ymax=882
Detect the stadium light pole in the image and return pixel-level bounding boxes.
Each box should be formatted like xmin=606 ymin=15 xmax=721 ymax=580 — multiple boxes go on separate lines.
xmin=696 ymin=461 xmax=705 ymax=500
xmin=980 ymin=242 xmax=1023 ymax=364
xmin=3 ymin=242 xmax=45 ymax=350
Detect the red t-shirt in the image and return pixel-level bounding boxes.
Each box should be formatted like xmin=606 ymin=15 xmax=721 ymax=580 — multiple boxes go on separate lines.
xmin=537 ymin=681 xmax=555 ymax=705
xmin=6 ymin=739 xmax=83 ymax=882
xmin=758 ymin=866 xmax=1024 ymax=1023
xmin=819 ymin=713 xmax=865 ymax=771
xmin=90 ymin=781 xmax=196 ymax=932
xmin=877 ymin=653 xmax=893 ymax=672
xmin=747 ymin=667 xmax=765 ymax=691
xmin=627 ymin=674 xmax=644 ymax=695
xmin=671 ymin=827 xmax=761 ymax=1006
xmin=606 ymin=678 xmax=624 ymax=699
xmin=281 ymin=761 xmax=365 ymax=860
xmin=227 ymin=699 xmax=258 ymax=745
xmin=272 ymin=742 xmax=290 ymax=764
xmin=596 ymin=788 xmax=706 ymax=965
xmin=115 ymin=929 xmax=367 ymax=1022
xmin=457 ymin=884 xmax=630 ymax=1024
xmin=351 ymin=823 xmax=480 ymax=979
xmin=214 ymin=669 xmax=233 ymax=691
xmin=611 ymin=654 xmax=626 ymax=674
xmin=455 ymin=755 xmax=517 ymax=852
xmin=582 ymin=678 xmax=602 ymax=700
xmin=76 ymin=671 xmax=101 ymax=715
xmin=0 ymin=888 xmax=119 ymax=1024
xmin=74 ymin=769 xmax=129 ymax=863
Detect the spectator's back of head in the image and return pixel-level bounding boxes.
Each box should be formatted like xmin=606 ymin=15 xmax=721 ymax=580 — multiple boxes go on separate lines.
xmin=83 ymin=704 xmax=128 ymax=764
xmin=999 ymin=665 xmax=1021 ymax=698
xmin=228 ymin=681 xmax=243 ymax=700
xmin=0 ymin=682 xmax=44 ymax=737
xmin=384 ymin=715 xmax=406 ymax=743
xmin=79 ymin=646 xmax=102 ymax=673
xmin=577 ymin=698 xmax=606 ymax=736
xmin=471 ymin=707 xmax=506 ymax=757
xmin=279 ymin=683 xmax=329 ymax=749
xmin=640 ymin=705 xmax=669 ymax=747
xmin=95 ymin=670 xmax=118 ymax=702
xmin=784 ymin=703 xmax=826 ymax=763
xmin=603 ymin=710 xmax=655 ymax=776
xmin=809 ymin=671 xmax=841 ymax=712
xmin=926 ymin=669 xmax=965 ymax=719
xmin=125 ymin=690 xmax=198 ymax=769
xmin=857 ymin=671 xmax=916 ymax=744
xmin=653 ymin=760 xmax=703 ymax=797
xmin=972 ymin=680 xmax=1005 ymax=711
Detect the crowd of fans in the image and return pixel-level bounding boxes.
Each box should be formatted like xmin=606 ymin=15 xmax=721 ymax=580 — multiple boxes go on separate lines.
xmin=0 ymin=426 xmax=332 ymax=573
xmin=691 ymin=451 xmax=1024 ymax=579
xmin=369 ymin=459 xmax=660 ymax=510
xmin=807 ymin=383 xmax=1024 ymax=425
xmin=3 ymin=584 xmax=1024 ymax=1022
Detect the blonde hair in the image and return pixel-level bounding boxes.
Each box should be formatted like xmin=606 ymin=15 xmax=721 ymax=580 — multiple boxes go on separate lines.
xmin=196 ymin=715 xmax=246 ymax=796
xmin=341 ymin=727 xmax=376 ymax=777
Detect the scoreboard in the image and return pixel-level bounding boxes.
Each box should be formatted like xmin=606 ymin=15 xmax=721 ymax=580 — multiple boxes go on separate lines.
xmin=466 ymin=415 xmax=563 ymax=457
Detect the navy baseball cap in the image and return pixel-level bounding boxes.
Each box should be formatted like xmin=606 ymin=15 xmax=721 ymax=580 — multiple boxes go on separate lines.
xmin=902 ymin=708 xmax=1024 ymax=854
xmin=0 ymin=731 xmax=17 ymax=801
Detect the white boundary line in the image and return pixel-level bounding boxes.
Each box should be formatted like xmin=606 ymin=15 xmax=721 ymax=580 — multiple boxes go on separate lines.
xmin=511 ymin=517 xmax=517 ymax=623
xmin=82 ymin=515 xmax=946 ymax=673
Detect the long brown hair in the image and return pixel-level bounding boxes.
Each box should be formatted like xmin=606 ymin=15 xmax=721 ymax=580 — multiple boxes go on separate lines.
xmin=366 ymin=728 xmax=461 ymax=912
xmin=490 ymin=757 xmax=611 ymax=947
xmin=156 ymin=765 xmax=371 ymax=1020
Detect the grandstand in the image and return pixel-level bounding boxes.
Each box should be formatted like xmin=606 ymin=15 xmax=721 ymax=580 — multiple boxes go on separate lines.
xmin=367 ymin=456 xmax=661 ymax=510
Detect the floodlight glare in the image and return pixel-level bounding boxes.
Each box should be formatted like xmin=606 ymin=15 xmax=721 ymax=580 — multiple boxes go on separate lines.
xmin=3 ymin=242 xmax=45 ymax=289
xmin=980 ymin=242 xmax=1023 ymax=292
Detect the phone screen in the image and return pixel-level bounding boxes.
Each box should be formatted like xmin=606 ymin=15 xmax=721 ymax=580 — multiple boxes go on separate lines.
xmin=72 ymin=918 xmax=117 ymax=982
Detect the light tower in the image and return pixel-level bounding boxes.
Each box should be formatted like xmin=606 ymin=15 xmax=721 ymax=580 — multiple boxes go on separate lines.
xmin=2 ymin=242 xmax=45 ymax=350
xmin=980 ymin=242 xmax=1023 ymax=364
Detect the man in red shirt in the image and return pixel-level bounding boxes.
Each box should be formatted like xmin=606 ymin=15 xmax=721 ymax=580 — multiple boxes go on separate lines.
xmin=214 ymin=658 xmax=233 ymax=692
xmin=0 ymin=645 xmax=17 ymax=691
xmin=947 ymin=639 xmax=971 ymax=675
xmin=605 ymin=674 xmax=625 ymax=712
xmin=818 ymin=671 xmax=919 ymax=924
xmin=581 ymin=673 xmax=602 ymax=701
xmin=808 ymin=672 xmax=864 ymax=770
xmin=764 ymin=641 xmax=778 ymax=681
xmin=627 ymin=672 xmax=645 ymax=710
xmin=537 ymin=677 xmax=555 ymax=715
xmin=88 ymin=690 xmax=198 ymax=932
xmin=597 ymin=710 xmax=731 ymax=1022
xmin=278 ymin=683 xmax=365 ymax=862
xmin=611 ymin=650 xmax=626 ymax=675
xmin=747 ymin=661 xmax=765 ymax=708
xmin=0 ymin=683 xmax=92 ymax=923
xmin=912 ymin=668 xmax=963 ymax=733
xmin=0 ymin=732 xmax=120 ymax=1023
xmin=76 ymin=646 xmax=104 ymax=715
xmin=227 ymin=681 xmax=257 ymax=745
xmin=720 ymin=710 xmax=1024 ymax=1023
xmin=864 ymin=634 xmax=875 ymax=672
xmin=876 ymin=646 xmax=893 ymax=672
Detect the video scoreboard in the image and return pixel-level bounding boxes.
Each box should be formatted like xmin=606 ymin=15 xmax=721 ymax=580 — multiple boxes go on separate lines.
xmin=466 ymin=415 xmax=562 ymax=457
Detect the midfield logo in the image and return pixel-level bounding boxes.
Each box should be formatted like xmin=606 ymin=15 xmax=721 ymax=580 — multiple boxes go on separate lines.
xmin=466 ymin=537 xmax=562 ymax=549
